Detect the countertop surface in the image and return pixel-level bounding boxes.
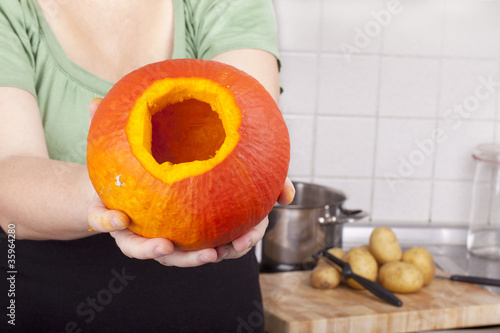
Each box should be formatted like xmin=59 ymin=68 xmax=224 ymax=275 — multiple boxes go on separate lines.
xmin=421 ymin=245 xmax=500 ymax=332
xmin=259 ymin=225 xmax=500 ymax=332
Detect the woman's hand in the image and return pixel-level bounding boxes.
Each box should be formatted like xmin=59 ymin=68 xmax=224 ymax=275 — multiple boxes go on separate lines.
xmin=87 ymin=98 xmax=295 ymax=267
xmin=88 ymin=195 xmax=219 ymax=267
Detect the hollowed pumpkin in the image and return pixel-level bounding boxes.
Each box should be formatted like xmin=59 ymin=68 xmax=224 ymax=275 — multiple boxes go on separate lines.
xmin=87 ymin=59 xmax=290 ymax=250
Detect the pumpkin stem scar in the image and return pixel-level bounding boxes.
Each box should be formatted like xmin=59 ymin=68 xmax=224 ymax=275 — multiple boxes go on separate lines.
xmin=125 ymin=77 xmax=241 ymax=185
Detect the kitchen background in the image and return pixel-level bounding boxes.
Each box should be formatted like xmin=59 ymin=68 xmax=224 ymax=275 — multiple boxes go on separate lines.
xmin=272 ymin=0 xmax=500 ymax=228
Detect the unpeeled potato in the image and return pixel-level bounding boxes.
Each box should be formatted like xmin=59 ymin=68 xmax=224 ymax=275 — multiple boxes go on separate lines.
xmin=378 ymin=261 xmax=424 ymax=293
xmin=317 ymin=247 xmax=345 ymax=268
xmin=342 ymin=247 xmax=378 ymax=290
xmin=328 ymin=247 xmax=346 ymax=260
xmin=402 ymin=247 xmax=435 ymax=286
xmin=369 ymin=227 xmax=402 ymax=265
xmin=310 ymin=264 xmax=342 ymax=289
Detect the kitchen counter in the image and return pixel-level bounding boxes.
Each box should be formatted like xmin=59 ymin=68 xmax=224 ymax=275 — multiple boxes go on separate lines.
xmin=259 ymin=225 xmax=500 ymax=332
xmin=347 ymin=225 xmax=500 ymax=332
xmin=426 ymin=244 xmax=500 ymax=295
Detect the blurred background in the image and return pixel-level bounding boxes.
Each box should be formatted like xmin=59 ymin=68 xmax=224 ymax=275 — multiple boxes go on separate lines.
xmin=273 ymin=0 xmax=500 ymax=228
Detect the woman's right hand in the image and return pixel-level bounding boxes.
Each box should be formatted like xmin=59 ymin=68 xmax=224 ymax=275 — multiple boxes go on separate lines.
xmin=87 ymin=195 xmax=220 ymax=267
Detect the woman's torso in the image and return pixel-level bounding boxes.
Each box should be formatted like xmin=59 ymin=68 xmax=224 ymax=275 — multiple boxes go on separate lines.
xmin=37 ymin=0 xmax=175 ymax=83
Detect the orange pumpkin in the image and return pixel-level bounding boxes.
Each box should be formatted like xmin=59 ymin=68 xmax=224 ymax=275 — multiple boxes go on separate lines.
xmin=87 ymin=59 xmax=290 ymax=250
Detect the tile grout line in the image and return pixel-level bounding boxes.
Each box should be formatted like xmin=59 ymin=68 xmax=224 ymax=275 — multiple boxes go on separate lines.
xmin=426 ymin=0 xmax=449 ymax=225
xmin=367 ymin=24 xmax=386 ymax=225
xmin=309 ymin=0 xmax=326 ymax=183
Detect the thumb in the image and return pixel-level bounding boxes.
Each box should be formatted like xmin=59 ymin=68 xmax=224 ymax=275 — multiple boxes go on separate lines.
xmin=88 ymin=196 xmax=130 ymax=232
xmin=277 ymin=177 xmax=295 ymax=205
xmin=89 ymin=97 xmax=103 ymax=120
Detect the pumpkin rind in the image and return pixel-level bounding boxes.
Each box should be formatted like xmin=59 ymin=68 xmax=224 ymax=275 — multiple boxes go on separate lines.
xmin=87 ymin=59 xmax=290 ymax=250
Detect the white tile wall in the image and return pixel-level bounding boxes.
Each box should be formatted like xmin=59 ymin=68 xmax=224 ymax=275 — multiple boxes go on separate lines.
xmin=431 ymin=180 xmax=474 ymax=226
xmin=273 ymin=0 xmax=500 ymax=226
xmin=321 ymin=0 xmax=385 ymax=55
xmin=433 ymin=120 xmax=495 ymax=182
xmin=284 ymin=115 xmax=315 ymax=176
xmin=439 ymin=59 xmax=498 ymax=120
xmin=318 ymin=55 xmax=380 ymax=116
xmin=279 ymin=54 xmax=318 ymax=115
xmin=442 ymin=0 xmax=500 ymax=59
xmin=382 ymin=0 xmax=445 ymax=57
xmin=374 ymin=119 xmax=436 ymax=179
xmin=371 ymin=179 xmax=433 ymax=223
xmin=313 ymin=116 xmax=376 ymax=177
xmin=378 ymin=57 xmax=440 ymax=118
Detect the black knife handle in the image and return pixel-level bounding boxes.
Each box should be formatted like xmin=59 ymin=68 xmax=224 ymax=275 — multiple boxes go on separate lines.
xmin=350 ymin=274 xmax=403 ymax=307
xmin=450 ymin=275 xmax=500 ymax=287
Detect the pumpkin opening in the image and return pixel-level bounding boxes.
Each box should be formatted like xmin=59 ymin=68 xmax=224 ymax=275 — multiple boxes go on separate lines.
xmin=151 ymin=99 xmax=226 ymax=165
xmin=126 ymin=77 xmax=242 ymax=184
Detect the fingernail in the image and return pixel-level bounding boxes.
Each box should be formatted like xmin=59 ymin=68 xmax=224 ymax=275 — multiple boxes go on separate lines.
xmin=112 ymin=216 xmax=125 ymax=228
xmin=246 ymin=240 xmax=253 ymax=250
xmin=288 ymin=188 xmax=295 ymax=205
xmin=198 ymin=253 xmax=211 ymax=264
xmin=221 ymin=246 xmax=229 ymax=258
xmin=154 ymin=247 xmax=169 ymax=257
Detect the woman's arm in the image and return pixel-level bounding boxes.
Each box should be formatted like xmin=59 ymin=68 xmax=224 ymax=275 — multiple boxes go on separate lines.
xmin=0 ymin=87 xmax=96 ymax=240
xmin=212 ymin=48 xmax=281 ymax=103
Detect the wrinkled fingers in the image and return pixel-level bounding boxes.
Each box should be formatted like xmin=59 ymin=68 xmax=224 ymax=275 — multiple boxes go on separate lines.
xmin=88 ymin=197 xmax=129 ymax=232
xmin=231 ymin=216 xmax=269 ymax=255
xmin=110 ymin=229 xmax=174 ymax=259
xmin=154 ymin=248 xmax=218 ymax=267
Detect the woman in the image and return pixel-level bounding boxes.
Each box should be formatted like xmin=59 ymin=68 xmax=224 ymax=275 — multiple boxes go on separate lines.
xmin=0 ymin=0 xmax=293 ymax=331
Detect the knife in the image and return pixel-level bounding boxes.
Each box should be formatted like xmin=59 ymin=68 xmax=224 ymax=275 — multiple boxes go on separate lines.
xmin=436 ymin=271 xmax=500 ymax=287
xmin=314 ymin=250 xmax=403 ymax=307
xmin=434 ymin=255 xmax=500 ymax=287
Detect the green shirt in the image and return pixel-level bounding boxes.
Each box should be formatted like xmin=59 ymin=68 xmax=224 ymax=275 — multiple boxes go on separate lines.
xmin=0 ymin=0 xmax=279 ymax=164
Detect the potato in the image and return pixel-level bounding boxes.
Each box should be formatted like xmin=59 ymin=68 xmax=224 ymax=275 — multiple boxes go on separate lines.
xmin=369 ymin=227 xmax=402 ymax=265
xmin=328 ymin=247 xmax=346 ymax=259
xmin=378 ymin=261 xmax=424 ymax=294
xmin=359 ymin=245 xmax=371 ymax=253
xmin=317 ymin=247 xmax=345 ymax=268
xmin=310 ymin=264 xmax=341 ymax=289
xmin=402 ymin=247 xmax=435 ymax=286
xmin=342 ymin=247 xmax=378 ymax=290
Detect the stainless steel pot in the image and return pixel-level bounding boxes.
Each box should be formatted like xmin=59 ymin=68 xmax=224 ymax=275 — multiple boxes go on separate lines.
xmin=260 ymin=181 xmax=368 ymax=272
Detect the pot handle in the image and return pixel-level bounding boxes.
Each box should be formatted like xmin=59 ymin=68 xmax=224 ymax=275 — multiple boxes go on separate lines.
xmin=318 ymin=206 xmax=369 ymax=224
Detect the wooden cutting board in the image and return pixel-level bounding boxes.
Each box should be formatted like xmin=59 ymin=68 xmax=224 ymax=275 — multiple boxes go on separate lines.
xmin=259 ymin=270 xmax=500 ymax=333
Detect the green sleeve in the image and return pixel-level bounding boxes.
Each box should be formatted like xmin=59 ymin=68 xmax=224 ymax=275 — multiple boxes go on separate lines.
xmin=184 ymin=0 xmax=280 ymax=64
xmin=0 ymin=1 xmax=37 ymax=98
